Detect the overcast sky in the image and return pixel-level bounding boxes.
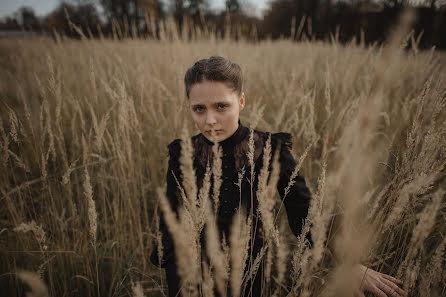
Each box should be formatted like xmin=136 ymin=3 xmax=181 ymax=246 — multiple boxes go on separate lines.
xmin=0 ymin=0 xmax=270 ymax=19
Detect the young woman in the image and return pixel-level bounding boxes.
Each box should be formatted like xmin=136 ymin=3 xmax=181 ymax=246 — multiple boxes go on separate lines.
xmin=151 ymin=56 xmax=407 ymax=297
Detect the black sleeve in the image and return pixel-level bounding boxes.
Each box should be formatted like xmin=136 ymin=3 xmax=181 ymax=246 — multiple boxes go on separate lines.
xmin=150 ymin=139 xmax=182 ymax=268
xmin=273 ymin=133 xmax=312 ymax=244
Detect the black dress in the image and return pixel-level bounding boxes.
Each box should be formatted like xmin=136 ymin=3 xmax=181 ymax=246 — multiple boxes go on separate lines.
xmin=150 ymin=121 xmax=312 ymax=297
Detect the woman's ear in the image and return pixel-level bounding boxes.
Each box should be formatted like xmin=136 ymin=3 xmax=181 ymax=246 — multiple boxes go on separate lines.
xmin=239 ymin=92 xmax=245 ymax=110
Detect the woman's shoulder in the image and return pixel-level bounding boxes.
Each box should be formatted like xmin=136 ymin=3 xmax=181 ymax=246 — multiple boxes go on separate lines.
xmin=166 ymin=134 xmax=202 ymax=157
xmin=255 ymin=130 xmax=296 ymax=170
xmin=167 ymin=132 xmax=203 ymax=150
xmin=166 ymin=138 xmax=182 ymax=161
xmin=254 ymin=129 xmax=293 ymax=151
xmin=167 ymin=138 xmax=182 ymax=150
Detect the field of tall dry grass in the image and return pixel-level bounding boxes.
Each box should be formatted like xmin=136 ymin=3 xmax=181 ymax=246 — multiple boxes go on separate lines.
xmin=0 ymin=13 xmax=445 ymax=297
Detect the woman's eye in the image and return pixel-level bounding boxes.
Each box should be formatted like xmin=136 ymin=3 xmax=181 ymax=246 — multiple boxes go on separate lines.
xmin=193 ymin=106 xmax=205 ymax=112
xmin=217 ymin=103 xmax=227 ymax=110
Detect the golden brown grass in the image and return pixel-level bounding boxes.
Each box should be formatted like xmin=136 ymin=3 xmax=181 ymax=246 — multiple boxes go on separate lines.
xmin=0 ymin=13 xmax=445 ymax=297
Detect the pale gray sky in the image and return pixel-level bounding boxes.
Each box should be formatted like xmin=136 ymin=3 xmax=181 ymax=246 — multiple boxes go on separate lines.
xmin=0 ymin=0 xmax=270 ymax=19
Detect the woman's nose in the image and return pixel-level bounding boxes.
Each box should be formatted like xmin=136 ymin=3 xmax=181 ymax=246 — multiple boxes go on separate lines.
xmin=205 ymin=112 xmax=217 ymax=125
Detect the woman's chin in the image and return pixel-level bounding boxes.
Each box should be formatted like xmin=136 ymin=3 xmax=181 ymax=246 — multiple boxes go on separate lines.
xmin=204 ymin=130 xmax=225 ymax=142
xmin=204 ymin=133 xmax=226 ymax=143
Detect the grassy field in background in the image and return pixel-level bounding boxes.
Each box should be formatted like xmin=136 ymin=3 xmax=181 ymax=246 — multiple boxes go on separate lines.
xmin=0 ymin=20 xmax=445 ymax=297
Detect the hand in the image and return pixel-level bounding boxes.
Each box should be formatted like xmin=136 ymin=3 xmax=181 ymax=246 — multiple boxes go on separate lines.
xmin=357 ymin=265 xmax=408 ymax=297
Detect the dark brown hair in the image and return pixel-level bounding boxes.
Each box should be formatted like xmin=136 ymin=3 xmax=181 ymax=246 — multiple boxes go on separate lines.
xmin=184 ymin=56 xmax=243 ymax=99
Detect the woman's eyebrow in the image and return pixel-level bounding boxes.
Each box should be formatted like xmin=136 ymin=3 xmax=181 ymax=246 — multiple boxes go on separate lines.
xmin=191 ymin=99 xmax=231 ymax=106
xmin=214 ymin=99 xmax=231 ymax=104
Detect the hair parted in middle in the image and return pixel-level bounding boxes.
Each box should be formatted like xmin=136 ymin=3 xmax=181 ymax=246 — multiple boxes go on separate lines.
xmin=184 ymin=56 xmax=243 ymax=99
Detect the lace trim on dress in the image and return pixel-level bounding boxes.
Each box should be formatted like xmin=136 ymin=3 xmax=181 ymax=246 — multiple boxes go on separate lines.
xmin=192 ymin=130 xmax=266 ymax=172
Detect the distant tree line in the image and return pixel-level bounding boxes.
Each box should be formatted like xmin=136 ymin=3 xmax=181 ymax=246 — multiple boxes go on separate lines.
xmin=0 ymin=0 xmax=445 ymax=48
xmin=261 ymin=0 xmax=446 ymax=48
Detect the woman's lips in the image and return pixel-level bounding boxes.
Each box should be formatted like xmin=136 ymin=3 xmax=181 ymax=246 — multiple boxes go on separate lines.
xmin=207 ymin=129 xmax=223 ymax=135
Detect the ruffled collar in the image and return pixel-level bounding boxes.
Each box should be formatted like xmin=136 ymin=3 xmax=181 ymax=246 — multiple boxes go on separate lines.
xmin=201 ymin=119 xmax=249 ymax=148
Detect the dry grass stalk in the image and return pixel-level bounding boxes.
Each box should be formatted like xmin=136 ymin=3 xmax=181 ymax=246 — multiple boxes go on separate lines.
xmin=265 ymin=240 xmax=275 ymax=290
xmin=324 ymin=64 xmax=332 ymax=116
xmin=290 ymin=219 xmax=312 ymax=291
xmin=282 ymin=141 xmax=313 ymax=200
xmin=236 ymin=166 xmax=246 ymax=198
xmin=405 ymin=253 xmax=422 ymax=292
xmin=83 ymin=167 xmax=97 ymax=246
xmin=14 ymin=221 xmax=48 ymax=251
xmin=7 ymin=106 xmax=19 ymax=143
xmin=271 ymin=221 xmax=289 ymax=297
xmin=248 ymin=101 xmax=265 ymax=130
xmin=230 ymin=210 xmax=251 ymax=297
xmin=17 ymin=271 xmax=49 ymax=297
xmin=245 ymin=245 xmax=267 ymax=285
xmin=173 ymin=129 xmax=206 ymax=295
xmin=247 ymin=128 xmax=255 ymax=183
xmin=305 ymin=158 xmax=331 ymax=275
xmin=399 ymin=189 xmax=444 ymax=289
xmin=94 ymin=108 xmax=111 ymax=152
xmin=42 ymin=99 xmax=56 ymax=163
xmin=221 ymin=236 xmax=231 ymax=286
xmin=263 ymin=144 xmax=282 ymax=246
xmin=383 ymin=172 xmax=437 ymax=228
xmin=62 ymin=158 xmax=79 ymax=185
xmin=40 ymin=151 xmax=47 ymax=181
xmin=46 ymin=56 xmax=62 ymax=127
xmin=180 ymin=127 xmax=199 ymax=214
xmin=418 ymin=237 xmax=446 ymax=294
xmin=0 ymin=117 xmax=10 ymax=167
xmin=158 ymin=186 xmax=200 ymax=296
xmin=246 ymin=127 xmax=258 ymax=289
xmin=202 ymin=261 xmax=215 ymax=297
xmin=8 ymin=149 xmax=30 ymax=173
xmin=154 ymin=209 xmax=164 ymax=268
xmin=64 ymin=7 xmax=87 ymax=40
xmin=204 ymin=194 xmax=229 ymax=297
xmin=37 ymin=255 xmax=55 ymax=281
xmin=256 ymin=134 xmax=278 ymax=244
xmin=212 ymin=143 xmax=223 ymax=214
xmin=320 ymin=92 xmax=387 ymax=296
xmin=404 ymin=79 xmax=431 ymax=167
xmin=198 ymin=162 xmax=212 ymax=233
xmin=131 ymin=281 xmax=146 ymax=297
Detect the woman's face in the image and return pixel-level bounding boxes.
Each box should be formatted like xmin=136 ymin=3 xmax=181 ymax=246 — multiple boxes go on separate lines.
xmin=189 ymin=80 xmax=245 ymax=143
